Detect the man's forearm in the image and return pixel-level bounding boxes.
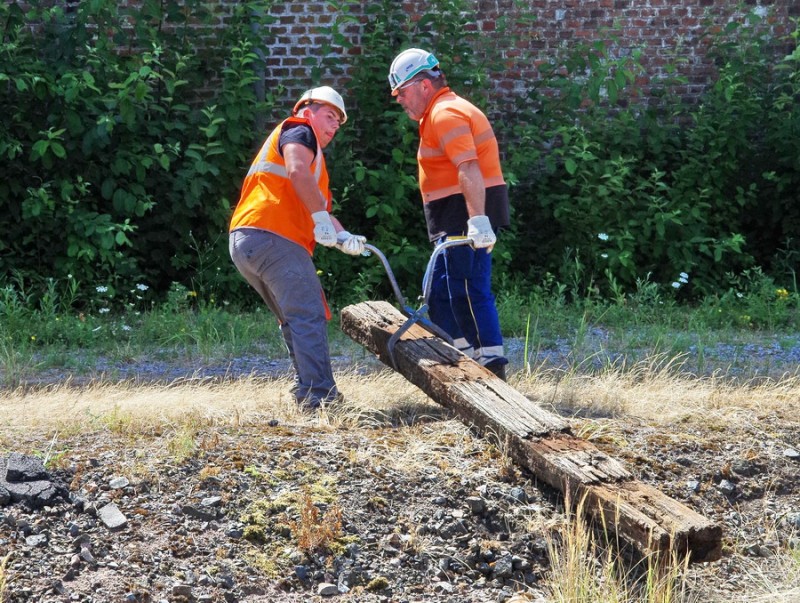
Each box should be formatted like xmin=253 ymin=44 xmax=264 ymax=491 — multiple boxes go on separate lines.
xmin=290 ymin=170 xmax=328 ymax=214
xmin=458 ymin=159 xmax=486 ymax=216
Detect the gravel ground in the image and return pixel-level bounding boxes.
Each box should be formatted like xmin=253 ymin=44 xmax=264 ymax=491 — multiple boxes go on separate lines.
xmin=1 ymin=333 xmax=799 ymax=602
xmin=10 ymin=330 xmax=800 ymax=388
xmin=1 ymin=408 xmax=798 ymax=603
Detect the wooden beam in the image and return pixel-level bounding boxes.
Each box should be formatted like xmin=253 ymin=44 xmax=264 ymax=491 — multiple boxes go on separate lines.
xmin=340 ymin=301 xmax=722 ymax=562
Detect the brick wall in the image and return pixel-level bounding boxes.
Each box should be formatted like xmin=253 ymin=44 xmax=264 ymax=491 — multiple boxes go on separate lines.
xmin=27 ymin=0 xmax=800 ymax=108
xmin=256 ymin=0 xmax=799 ymax=108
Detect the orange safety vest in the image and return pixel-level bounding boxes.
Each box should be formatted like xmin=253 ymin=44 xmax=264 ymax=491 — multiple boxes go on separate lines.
xmin=418 ymin=87 xmax=505 ymax=203
xmin=229 ymin=115 xmax=332 ymax=256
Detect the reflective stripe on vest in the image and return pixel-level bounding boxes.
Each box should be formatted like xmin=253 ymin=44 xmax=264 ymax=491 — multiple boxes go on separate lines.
xmin=247 ymin=128 xmax=324 ymax=183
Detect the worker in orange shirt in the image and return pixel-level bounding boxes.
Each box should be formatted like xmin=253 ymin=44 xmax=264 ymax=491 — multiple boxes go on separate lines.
xmin=389 ymin=49 xmax=510 ymax=380
xmin=229 ymin=86 xmax=366 ymax=408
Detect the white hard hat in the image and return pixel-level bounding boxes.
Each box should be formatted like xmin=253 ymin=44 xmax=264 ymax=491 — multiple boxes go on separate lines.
xmin=293 ymin=86 xmax=347 ymax=124
xmin=388 ymin=48 xmax=440 ymax=95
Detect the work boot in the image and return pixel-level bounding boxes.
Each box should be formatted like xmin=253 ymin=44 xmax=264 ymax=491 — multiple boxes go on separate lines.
xmin=297 ymin=391 xmax=345 ymax=412
xmin=485 ymin=361 xmax=507 ymax=381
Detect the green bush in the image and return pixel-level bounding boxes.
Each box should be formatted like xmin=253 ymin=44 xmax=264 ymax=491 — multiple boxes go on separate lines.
xmin=0 ymin=0 xmax=276 ymax=304
xmin=503 ymin=11 xmax=799 ymax=301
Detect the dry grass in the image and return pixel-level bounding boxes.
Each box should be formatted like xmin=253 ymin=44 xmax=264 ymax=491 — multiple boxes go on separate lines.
xmin=288 ymin=487 xmax=344 ymax=555
xmin=738 ymin=549 xmax=800 ymax=603
xmin=4 ymin=360 xmax=798 ymax=435
xmin=514 ymin=357 xmax=800 ymax=425
xmin=0 ymin=368 xmax=437 ymax=433
xmin=545 ymin=495 xmax=697 ymax=603
xmin=0 ymin=553 xmax=9 ymax=603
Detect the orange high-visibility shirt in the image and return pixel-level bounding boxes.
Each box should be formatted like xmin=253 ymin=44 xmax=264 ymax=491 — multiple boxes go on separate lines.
xmin=229 ymin=116 xmax=332 ymax=256
xmin=417 ymin=87 xmax=505 ymax=203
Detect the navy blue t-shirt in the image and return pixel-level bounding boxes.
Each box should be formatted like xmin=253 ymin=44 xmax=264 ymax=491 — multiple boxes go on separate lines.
xmin=278 ymin=122 xmax=317 ymax=158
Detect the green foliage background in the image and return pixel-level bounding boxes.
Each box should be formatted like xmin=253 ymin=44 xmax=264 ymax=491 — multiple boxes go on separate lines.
xmin=1 ymin=0 xmax=798 ymax=311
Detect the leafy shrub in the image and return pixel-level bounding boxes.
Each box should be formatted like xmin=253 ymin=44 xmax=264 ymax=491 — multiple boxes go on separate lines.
xmin=0 ymin=0 xmax=275 ymax=304
xmin=502 ymin=11 xmax=799 ymax=301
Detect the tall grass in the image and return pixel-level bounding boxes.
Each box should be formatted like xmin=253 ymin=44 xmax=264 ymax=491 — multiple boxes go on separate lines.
xmin=0 ymin=552 xmax=10 ymax=603
xmin=545 ymin=496 xmax=696 ymax=603
xmin=1 ymin=263 xmax=798 ymax=386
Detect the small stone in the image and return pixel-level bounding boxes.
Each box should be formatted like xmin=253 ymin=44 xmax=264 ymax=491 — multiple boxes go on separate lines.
xmin=508 ymin=487 xmax=528 ymax=503
xmin=730 ymin=460 xmax=757 ymax=476
xmin=98 ymin=503 xmax=128 ymax=530
xmin=717 ymin=480 xmax=735 ymax=495
xmin=317 ymin=582 xmax=338 ymax=596
xmin=465 ymin=496 xmax=486 ymax=515
xmin=183 ymin=505 xmax=216 ymax=522
xmin=25 ymin=534 xmax=48 ymax=547
xmin=172 ymin=584 xmax=193 ymax=598
xmin=783 ymin=448 xmax=799 ymax=460
xmin=498 ymin=589 xmax=517 ymax=602
xmin=512 ymin=555 xmax=529 ymax=571
xmin=79 ymin=547 xmax=96 ymax=565
xmin=6 ymin=453 xmax=48 ymax=482
xmin=295 ymin=565 xmax=310 ymax=581
xmin=491 ymin=554 xmax=514 ymax=579
xmin=109 ymin=477 xmax=130 ymax=489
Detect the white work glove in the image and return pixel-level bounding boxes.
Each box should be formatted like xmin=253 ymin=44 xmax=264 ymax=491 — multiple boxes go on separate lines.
xmin=336 ymin=231 xmax=367 ymax=256
xmin=311 ymin=211 xmax=337 ymax=247
xmin=467 ymin=215 xmax=496 ymax=252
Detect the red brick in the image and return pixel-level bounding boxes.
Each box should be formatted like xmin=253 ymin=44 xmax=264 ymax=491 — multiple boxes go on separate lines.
xmin=49 ymin=0 xmax=799 ymax=108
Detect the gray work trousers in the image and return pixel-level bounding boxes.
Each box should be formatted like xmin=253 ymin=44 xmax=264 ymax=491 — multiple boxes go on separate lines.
xmin=229 ymin=228 xmax=338 ymax=406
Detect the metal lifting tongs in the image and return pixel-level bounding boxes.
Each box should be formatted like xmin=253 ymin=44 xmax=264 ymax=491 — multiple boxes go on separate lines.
xmin=362 ymin=238 xmax=474 ymax=369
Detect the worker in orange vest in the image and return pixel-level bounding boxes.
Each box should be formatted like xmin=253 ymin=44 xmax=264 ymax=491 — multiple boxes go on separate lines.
xmin=229 ymin=86 xmax=366 ymax=409
xmin=389 ymin=49 xmax=510 ymax=380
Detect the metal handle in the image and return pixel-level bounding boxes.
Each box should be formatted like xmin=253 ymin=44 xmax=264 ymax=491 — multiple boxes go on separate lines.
xmin=362 ymin=238 xmax=474 ymax=368
xmin=363 ymin=243 xmax=407 ymax=309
